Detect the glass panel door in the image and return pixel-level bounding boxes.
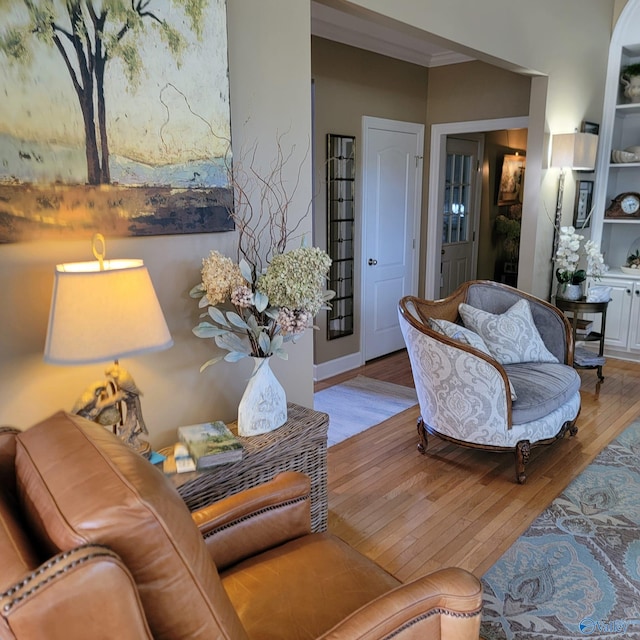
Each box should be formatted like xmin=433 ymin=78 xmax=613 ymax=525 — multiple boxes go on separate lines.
xmin=442 ymin=151 xmax=472 ymax=246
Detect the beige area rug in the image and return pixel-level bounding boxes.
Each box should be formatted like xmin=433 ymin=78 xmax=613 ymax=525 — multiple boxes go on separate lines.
xmin=314 ymin=376 xmax=418 ymax=447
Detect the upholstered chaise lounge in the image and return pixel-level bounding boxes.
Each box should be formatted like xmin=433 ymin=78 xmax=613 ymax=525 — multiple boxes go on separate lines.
xmin=399 ymin=280 xmax=581 ymax=483
xmin=0 ymin=412 xmax=483 ymax=639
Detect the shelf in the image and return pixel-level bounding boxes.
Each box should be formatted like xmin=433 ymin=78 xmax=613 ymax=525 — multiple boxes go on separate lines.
xmin=577 ymin=331 xmax=603 ymax=343
xmin=596 ymin=24 xmax=640 ymax=365
xmin=609 ymin=162 xmax=640 ymax=168
xmin=616 ymin=102 xmax=640 ymax=113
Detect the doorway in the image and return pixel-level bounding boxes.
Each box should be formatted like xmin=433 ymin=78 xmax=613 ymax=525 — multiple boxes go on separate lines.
xmin=426 ymin=117 xmax=529 ymax=299
xmin=361 ymin=116 xmax=424 ymax=361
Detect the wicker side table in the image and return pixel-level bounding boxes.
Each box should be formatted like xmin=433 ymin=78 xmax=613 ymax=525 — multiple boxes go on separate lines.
xmin=162 ymin=403 xmax=329 ymax=532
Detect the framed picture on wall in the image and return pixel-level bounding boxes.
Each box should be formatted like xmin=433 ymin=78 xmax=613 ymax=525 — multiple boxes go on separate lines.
xmin=496 ymin=153 xmax=526 ymax=205
xmin=581 ymin=121 xmax=600 ymax=135
xmin=0 ymin=0 xmax=234 ymax=243
xmin=573 ymin=180 xmax=594 ymax=229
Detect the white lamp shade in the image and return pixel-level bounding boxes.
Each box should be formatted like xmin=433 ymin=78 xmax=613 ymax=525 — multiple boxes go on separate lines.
xmin=551 ymin=132 xmax=598 ymax=170
xmin=44 ymin=259 xmax=173 ymax=365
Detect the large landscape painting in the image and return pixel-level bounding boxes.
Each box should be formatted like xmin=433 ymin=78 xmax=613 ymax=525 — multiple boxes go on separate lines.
xmin=0 ymin=0 xmax=233 ymax=243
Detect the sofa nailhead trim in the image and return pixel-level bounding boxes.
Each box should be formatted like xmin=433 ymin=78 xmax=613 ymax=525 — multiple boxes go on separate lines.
xmin=202 ymin=495 xmax=310 ymax=539
xmin=1 ymin=544 xmax=114 ymax=613
xmin=382 ymin=606 xmax=483 ymax=639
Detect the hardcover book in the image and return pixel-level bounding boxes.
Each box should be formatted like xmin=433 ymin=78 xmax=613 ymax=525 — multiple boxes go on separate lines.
xmin=178 ymin=421 xmax=243 ymax=469
xmin=575 ymin=318 xmax=594 ymax=336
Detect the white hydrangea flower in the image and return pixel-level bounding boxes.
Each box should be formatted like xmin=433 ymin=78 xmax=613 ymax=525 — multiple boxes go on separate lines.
xmin=257 ymin=247 xmax=331 ymax=316
xmin=191 ymin=244 xmax=332 ymax=366
xmin=201 ymin=250 xmax=245 ymax=305
xmin=277 ymin=308 xmax=311 ymax=335
xmin=231 ymin=285 xmax=253 ymax=308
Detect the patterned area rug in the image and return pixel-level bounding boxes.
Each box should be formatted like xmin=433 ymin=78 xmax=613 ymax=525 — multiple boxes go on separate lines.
xmin=314 ymin=376 xmax=417 ymax=447
xmin=481 ymin=418 xmax=640 ymax=639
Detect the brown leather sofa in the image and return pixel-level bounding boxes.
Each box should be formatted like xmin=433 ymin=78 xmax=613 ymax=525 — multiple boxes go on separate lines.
xmin=0 ymin=412 xmax=482 ymax=639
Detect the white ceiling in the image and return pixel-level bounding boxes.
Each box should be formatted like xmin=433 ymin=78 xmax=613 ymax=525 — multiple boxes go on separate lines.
xmin=310 ymin=1 xmax=474 ymax=68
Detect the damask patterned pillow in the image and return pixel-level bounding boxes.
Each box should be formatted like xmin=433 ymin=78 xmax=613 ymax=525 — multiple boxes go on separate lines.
xmin=427 ymin=317 xmax=517 ymax=400
xmin=458 ymin=298 xmax=559 ymax=365
xmin=427 ymin=317 xmax=491 ymax=355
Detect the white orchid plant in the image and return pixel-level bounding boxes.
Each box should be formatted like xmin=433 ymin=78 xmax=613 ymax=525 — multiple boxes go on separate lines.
xmin=190 ymin=245 xmax=333 ymax=371
xmin=555 ymin=226 xmax=608 ymax=285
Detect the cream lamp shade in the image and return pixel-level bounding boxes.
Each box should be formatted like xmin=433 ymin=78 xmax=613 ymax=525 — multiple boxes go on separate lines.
xmin=44 ymin=258 xmax=173 ymax=365
xmin=551 ymin=132 xmax=598 ymax=170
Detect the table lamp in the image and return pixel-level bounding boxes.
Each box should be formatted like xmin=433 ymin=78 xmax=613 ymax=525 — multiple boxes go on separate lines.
xmin=549 ymin=131 xmax=598 ymax=297
xmin=44 ymin=235 xmax=173 ymax=457
xmin=550 ymin=131 xmax=598 ymax=230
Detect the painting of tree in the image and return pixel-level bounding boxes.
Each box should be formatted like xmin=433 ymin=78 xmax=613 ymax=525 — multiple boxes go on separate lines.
xmin=0 ymin=0 xmax=233 ymax=242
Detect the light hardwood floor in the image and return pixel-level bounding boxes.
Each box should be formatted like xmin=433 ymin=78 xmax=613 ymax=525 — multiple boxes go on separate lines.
xmin=318 ymin=350 xmax=640 ymax=582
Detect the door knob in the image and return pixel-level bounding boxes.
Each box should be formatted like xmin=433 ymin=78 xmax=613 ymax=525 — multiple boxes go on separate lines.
xmin=368 ymin=258 xmax=378 ymax=266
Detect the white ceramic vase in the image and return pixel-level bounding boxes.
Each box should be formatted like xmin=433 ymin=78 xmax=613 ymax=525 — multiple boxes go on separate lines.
xmin=237 ymin=357 xmax=287 ymax=436
xmin=556 ymin=282 xmax=584 ymax=301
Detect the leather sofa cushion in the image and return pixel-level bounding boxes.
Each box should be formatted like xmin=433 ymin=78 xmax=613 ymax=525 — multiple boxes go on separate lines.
xmin=0 ymin=430 xmax=40 ymax=591
xmin=221 ymin=532 xmax=400 ymax=640
xmin=505 ymin=363 xmax=581 ymax=424
xmin=15 ymin=412 xmax=247 ymax=640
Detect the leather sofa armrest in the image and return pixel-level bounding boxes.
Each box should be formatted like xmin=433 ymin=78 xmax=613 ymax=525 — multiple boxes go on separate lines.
xmin=0 ymin=544 xmax=152 ymax=640
xmin=320 ymin=567 xmax=482 ymax=640
xmin=192 ymin=471 xmax=312 ymax=571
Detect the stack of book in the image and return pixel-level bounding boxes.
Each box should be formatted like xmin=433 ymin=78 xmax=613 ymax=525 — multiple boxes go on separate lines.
xmin=574 ymin=345 xmax=605 ymax=367
xmin=177 ymin=421 xmax=244 ymax=470
xmin=575 ymin=318 xmax=593 ymax=337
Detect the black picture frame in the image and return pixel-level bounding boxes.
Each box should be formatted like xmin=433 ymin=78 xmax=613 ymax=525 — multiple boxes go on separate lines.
xmin=581 ymin=121 xmax=600 ymax=135
xmin=573 ymin=180 xmax=594 ymax=229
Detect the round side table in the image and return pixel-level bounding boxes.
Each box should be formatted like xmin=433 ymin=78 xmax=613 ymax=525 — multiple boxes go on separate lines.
xmin=555 ymin=297 xmax=609 ymax=382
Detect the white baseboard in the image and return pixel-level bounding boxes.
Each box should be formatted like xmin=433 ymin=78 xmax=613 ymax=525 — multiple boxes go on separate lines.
xmin=313 ymin=352 xmax=363 ymax=382
xmin=603 ymin=349 xmax=639 ymax=363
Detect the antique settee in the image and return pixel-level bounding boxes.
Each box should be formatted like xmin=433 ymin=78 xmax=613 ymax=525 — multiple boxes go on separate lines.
xmin=399 ymin=280 xmax=581 ymax=483
xmin=0 ymin=411 xmax=483 ymax=639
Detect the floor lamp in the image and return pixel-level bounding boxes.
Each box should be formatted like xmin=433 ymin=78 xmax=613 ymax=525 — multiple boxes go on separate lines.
xmin=548 ymin=132 xmax=598 ymax=298
xmin=44 ymin=235 xmax=173 ymax=457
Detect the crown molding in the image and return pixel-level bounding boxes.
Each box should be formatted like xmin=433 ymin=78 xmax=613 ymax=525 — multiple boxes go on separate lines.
xmin=311 ymin=2 xmax=473 ymax=68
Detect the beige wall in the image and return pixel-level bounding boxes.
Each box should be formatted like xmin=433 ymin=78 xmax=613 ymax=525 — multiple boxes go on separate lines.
xmin=311 ymin=37 xmax=428 ymax=365
xmin=341 ymin=0 xmax=613 ymax=298
xmin=423 ymin=62 xmax=531 ymax=295
xmin=0 ymin=0 xmax=620 ymax=437
xmin=425 ymin=63 xmax=532 ymax=125
xmin=312 ymin=41 xmax=532 ymax=366
xmin=0 ymin=0 xmax=314 ymax=446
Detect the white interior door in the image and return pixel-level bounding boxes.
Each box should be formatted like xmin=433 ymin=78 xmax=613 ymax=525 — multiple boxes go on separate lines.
xmin=439 ymin=137 xmax=481 ymax=298
xmin=362 ymin=116 xmax=423 ymax=361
